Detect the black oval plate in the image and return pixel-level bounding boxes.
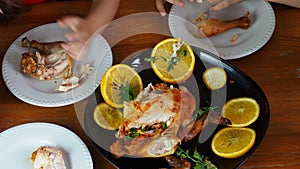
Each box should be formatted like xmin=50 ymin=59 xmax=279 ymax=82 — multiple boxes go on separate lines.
xmin=84 ymin=47 xmax=270 ymax=169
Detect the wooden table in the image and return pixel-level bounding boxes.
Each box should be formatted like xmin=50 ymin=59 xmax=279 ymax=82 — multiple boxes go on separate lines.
xmin=0 ymin=1 xmax=299 ymax=168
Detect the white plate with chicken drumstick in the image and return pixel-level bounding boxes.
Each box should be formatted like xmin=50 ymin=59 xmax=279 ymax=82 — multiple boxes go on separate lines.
xmin=169 ymin=0 xmax=275 ymax=60
xmin=2 ymin=23 xmax=113 ymax=107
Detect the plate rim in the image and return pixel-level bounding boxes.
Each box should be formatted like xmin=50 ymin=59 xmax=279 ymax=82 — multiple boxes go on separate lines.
xmin=2 ymin=23 xmax=113 ymax=107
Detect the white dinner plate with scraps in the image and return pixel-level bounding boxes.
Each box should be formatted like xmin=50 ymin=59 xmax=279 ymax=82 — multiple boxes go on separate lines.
xmin=2 ymin=23 xmax=113 ymax=107
xmin=169 ymin=0 xmax=275 ymax=60
xmin=0 ymin=122 xmax=93 ymax=169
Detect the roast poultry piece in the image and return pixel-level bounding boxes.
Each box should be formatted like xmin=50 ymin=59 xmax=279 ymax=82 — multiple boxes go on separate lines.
xmin=110 ymin=83 xmax=196 ymax=158
xmin=194 ymin=12 xmax=250 ymax=38
xmin=20 ymin=37 xmax=72 ymax=80
xmin=31 ymin=146 xmax=67 ymax=169
xmin=162 ymin=112 xmax=231 ymax=169
xmin=182 ymin=111 xmax=232 ymax=142
xmin=21 ymin=37 xmax=65 ymax=55
xmin=110 ymin=82 xmax=232 ymax=160
xmin=164 ymin=156 xmax=191 ymax=169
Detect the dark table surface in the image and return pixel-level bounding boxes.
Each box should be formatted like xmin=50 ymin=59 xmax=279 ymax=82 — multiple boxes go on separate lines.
xmin=0 ymin=0 xmax=299 ymax=168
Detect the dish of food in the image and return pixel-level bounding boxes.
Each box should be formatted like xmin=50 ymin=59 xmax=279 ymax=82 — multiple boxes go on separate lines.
xmin=31 ymin=146 xmax=67 ymax=169
xmin=20 ymin=37 xmax=73 ymax=81
xmin=168 ymin=0 xmax=275 ymax=60
xmin=84 ymin=47 xmax=270 ymax=169
xmin=0 ymin=122 xmax=93 ymax=169
xmin=2 ymin=23 xmax=113 ymax=107
xmin=109 ymin=83 xmax=198 ymax=158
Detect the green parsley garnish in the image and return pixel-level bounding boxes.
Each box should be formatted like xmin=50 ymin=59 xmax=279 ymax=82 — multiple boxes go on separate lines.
xmin=175 ymin=146 xmax=217 ymax=169
xmin=167 ymin=56 xmax=180 ymax=71
xmin=177 ymin=44 xmax=188 ymax=57
xmin=144 ymin=56 xmax=156 ymax=63
xmin=119 ymin=82 xmax=135 ymax=103
xmin=197 ymin=106 xmax=218 ymax=119
xmin=161 ymin=122 xmax=167 ymax=129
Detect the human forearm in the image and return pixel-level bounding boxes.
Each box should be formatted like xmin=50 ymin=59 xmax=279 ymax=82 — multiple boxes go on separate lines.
xmin=86 ymin=0 xmax=120 ymax=32
xmin=57 ymin=0 xmax=120 ymax=59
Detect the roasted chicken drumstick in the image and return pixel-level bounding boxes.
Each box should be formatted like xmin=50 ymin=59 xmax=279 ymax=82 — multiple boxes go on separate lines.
xmin=21 ymin=37 xmax=65 ymax=55
xmin=194 ymin=12 xmax=251 ymax=38
xmin=182 ymin=111 xmax=232 ymax=142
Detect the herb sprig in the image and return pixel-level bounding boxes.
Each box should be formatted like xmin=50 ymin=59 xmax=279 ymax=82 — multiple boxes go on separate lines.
xmin=119 ymin=82 xmax=135 ymax=103
xmin=144 ymin=42 xmax=188 ymax=72
xmin=196 ymin=106 xmax=218 ymax=119
xmin=144 ymin=57 xmax=156 ymax=63
xmin=175 ymin=146 xmax=217 ymax=169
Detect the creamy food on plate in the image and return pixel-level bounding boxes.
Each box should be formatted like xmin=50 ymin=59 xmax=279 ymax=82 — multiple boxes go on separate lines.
xmin=31 ymin=146 xmax=67 ymax=169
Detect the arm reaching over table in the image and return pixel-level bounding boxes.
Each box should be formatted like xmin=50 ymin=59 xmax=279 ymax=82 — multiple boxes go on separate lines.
xmin=57 ymin=0 xmax=120 ymax=59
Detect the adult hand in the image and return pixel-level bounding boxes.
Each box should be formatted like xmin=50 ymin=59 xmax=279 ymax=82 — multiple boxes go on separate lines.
xmin=156 ymin=0 xmax=195 ymax=16
xmin=208 ymin=0 xmax=243 ymax=11
xmin=57 ymin=16 xmax=94 ymax=60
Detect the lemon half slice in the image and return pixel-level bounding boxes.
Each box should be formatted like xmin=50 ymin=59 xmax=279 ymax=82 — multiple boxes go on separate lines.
xmin=203 ymin=67 xmax=227 ymax=90
xmin=94 ymin=102 xmax=123 ymax=130
xmin=100 ymin=64 xmax=143 ymax=108
xmin=151 ymin=38 xmax=195 ymax=84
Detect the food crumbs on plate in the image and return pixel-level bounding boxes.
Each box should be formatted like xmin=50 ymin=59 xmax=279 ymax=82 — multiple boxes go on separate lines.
xmin=231 ymin=34 xmax=239 ymax=43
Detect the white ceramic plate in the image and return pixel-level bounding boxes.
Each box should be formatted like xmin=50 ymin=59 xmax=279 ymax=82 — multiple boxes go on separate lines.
xmin=0 ymin=122 xmax=93 ymax=169
xmin=2 ymin=23 xmax=113 ymax=107
xmin=169 ymin=0 xmax=275 ymax=60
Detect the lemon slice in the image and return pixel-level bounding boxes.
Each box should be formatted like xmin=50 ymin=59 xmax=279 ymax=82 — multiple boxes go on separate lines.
xmin=150 ymin=38 xmax=195 ymax=84
xmin=222 ymin=97 xmax=260 ymax=127
xmin=211 ymin=127 xmax=256 ymax=158
xmin=203 ymin=67 xmax=227 ymax=90
xmin=100 ymin=64 xmax=143 ymax=108
xmin=94 ymin=102 xmax=123 ymax=130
